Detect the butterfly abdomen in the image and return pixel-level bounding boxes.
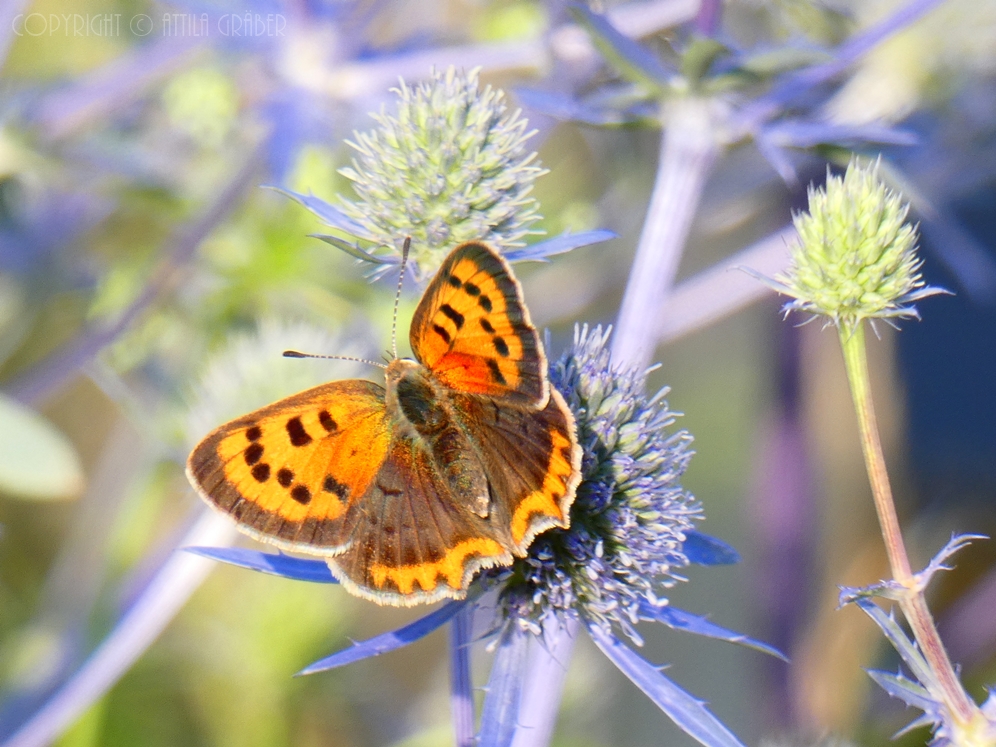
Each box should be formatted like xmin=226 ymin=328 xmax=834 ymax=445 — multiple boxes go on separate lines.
xmin=386 ymin=359 xmax=492 ymax=517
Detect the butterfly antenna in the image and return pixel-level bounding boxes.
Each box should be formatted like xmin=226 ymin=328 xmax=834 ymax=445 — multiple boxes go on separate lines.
xmin=282 ymin=350 xmax=387 ymax=370
xmin=390 ymin=236 xmax=411 ymax=361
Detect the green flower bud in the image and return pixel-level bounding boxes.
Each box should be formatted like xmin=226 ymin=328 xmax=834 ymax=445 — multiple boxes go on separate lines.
xmin=338 ymin=67 xmax=547 ymax=279
xmin=772 ymin=159 xmax=945 ymax=334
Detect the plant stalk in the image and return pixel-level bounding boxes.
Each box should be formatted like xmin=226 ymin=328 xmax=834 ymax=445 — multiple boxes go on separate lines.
xmin=611 ymin=96 xmax=721 ymax=371
xmin=450 ymin=605 xmax=476 ymax=747
xmin=838 ymin=323 xmax=977 ymax=726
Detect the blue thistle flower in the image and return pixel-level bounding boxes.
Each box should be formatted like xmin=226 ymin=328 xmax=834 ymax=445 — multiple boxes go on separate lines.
xmin=496 ymin=324 xmax=701 ymax=644
xmin=336 ymin=67 xmax=546 ymax=272
xmin=751 ymin=160 xmax=949 ymax=335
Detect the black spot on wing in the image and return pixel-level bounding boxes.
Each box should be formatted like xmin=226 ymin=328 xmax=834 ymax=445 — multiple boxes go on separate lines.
xmin=478 ymin=295 xmax=492 ymax=313
xmin=277 ymin=468 xmax=294 ymax=488
xmin=440 ymin=304 xmax=465 ymax=329
xmin=486 ymin=358 xmax=507 ymax=386
xmin=286 ymin=417 xmax=312 ymax=447
xmin=291 ymin=485 xmax=312 ymax=505
xmin=480 ymin=318 xmax=495 ymax=334
xmin=251 ymin=463 xmax=271 ymax=482
xmin=492 ymin=336 xmax=509 ymax=357
xmin=323 ymin=475 xmax=349 ymax=500
xmin=463 ymin=281 xmax=481 ymax=296
xmin=246 ymin=425 xmax=262 ymax=442
xmin=447 ymin=274 xmax=462 ymax=288
xmin=377 ymin=479 xmax=404 ymax=497
xmin=432 ymin=323 xmax=452 ymax=345
xmin=319 ymin=410 xmax=337 ymax=433
xmin=244 ymin=443 xmax=264 ymax=466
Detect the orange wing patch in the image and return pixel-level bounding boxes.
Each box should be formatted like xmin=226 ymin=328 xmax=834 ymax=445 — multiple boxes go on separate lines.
xmin=368 ymin=537 xmax=507 ymax=595
xmin=410 ymin=242 xmax=547 ymax=406
xmin=187 ymin=380 xmax=390 ymax=554
xmin=509 ymin=426 xmax=578 ymax=549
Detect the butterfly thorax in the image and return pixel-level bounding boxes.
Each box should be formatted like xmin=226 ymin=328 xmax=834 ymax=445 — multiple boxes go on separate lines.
xmin=384 ymin=358 xmax=448 ymax=438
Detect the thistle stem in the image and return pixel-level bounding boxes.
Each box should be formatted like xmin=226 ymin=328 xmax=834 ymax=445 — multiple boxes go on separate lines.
xmin=449 ymin=605 xmax=475 ymax=747
xmin=838 ymin=323 xmax=977 ymax=726
xmin=611 ymin=96 xmax=720 ymax=371
xmin=510 ymin=618 xmax=578 ymax=747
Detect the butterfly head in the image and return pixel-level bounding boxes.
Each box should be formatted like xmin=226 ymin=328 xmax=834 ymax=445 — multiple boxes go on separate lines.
xmin=384 ymin=357 xmax=420 ymax=386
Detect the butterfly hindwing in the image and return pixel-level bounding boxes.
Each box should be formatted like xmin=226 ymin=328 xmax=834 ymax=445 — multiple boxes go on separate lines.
xmin=410 ymin=242 xmax=547 ymax=407
xmin=327 ymin=435 xmax=513 ymax=606
xmin=452 ymin=388 xmax=582 ymax=555
xmin=186 ymin=380 xmax=391 ymax=555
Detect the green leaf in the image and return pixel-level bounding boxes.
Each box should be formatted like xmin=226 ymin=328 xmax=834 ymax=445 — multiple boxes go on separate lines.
xmin=740 ymin=47 xmax=833 ymax=77
xmin=0 ymin=393 xmax=83 ymax=500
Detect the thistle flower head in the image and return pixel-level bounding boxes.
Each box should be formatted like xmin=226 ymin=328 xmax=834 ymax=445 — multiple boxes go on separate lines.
xmin=338 ymin=67 xmax=546 ymax=279
xmin=774 ymin=159 xmax=944 ymax=334
xmin=497 ymin=325 xmax=701 ymax=642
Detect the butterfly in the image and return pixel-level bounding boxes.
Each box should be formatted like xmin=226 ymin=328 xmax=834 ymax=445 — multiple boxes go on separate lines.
xmin=187 ymin=241 xmax=582 ymax=606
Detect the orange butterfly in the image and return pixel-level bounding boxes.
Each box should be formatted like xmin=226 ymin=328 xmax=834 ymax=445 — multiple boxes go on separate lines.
xmin=187 ymin=242 xmax=582 ymax=606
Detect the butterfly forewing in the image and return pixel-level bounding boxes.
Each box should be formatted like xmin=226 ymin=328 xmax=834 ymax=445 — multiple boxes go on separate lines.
xmin=186 ymin=380 xmax=390 ymax=555
xmin=410 ymin=242 xmax=547 ymax=407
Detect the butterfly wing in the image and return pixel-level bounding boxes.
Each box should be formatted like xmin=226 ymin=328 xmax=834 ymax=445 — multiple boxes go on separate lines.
xmin=188 ymin=242 xmax=578 ymax=606
xmin=410 ymin=242 xmax=547 ymax=407
xmin=451 ymin=388 xmax=582 ymax=556
xmin=186 ymin=380 xmax=391 ymax=555
xmin=327 ymin=434 xmax=513 ymax=606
